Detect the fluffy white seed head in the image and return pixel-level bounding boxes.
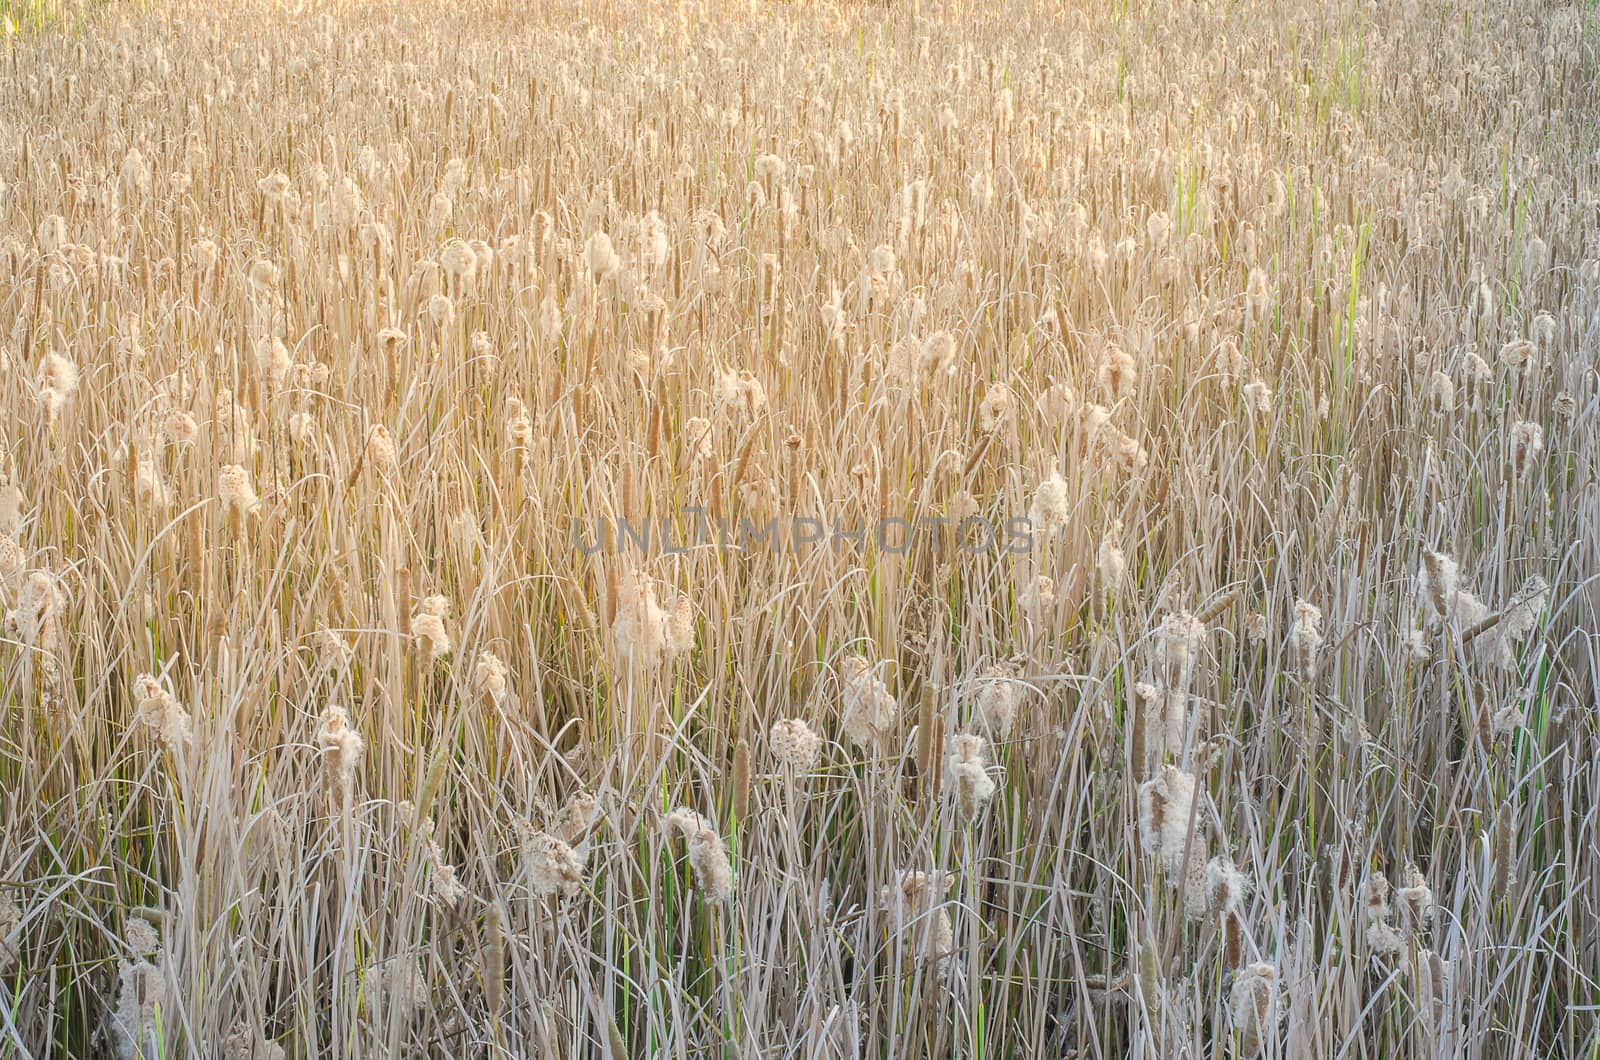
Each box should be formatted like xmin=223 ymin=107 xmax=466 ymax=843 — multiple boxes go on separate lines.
xmin=973 ymin=665 xmax=1023 ymax=738
xmin=839 ymin=654 xmax=897 ymax=754
xmin=520 ymin=827 xmax=586 ymax=900
xmin=612 ymin=569 xmax=694 ymax=668
xmin=1029 ymin=471 xmax=1071 ymax=536
xmin=1230 ymin=962 xmax=1278 ymax=1054
xmin=769 ymin=717 xmax=823 ymax=770
xmin=316 ymin=702 xmax=365 ymax=807
xmin=410 ymin=595 xmax=453 ymax=660
xmin=666 ymin=808 xmax=734 ymax=902
xmin=218 ymin=464 xmax=261 ymax=519
xmin=132 ymin=673 xmax=192 ymax=751
xmin=473 ymin=650 xmax=512 ymax=705
xmin=1156 ymin=610 xmax=1207 ymax=686
xmin=38 ymin=354 xmax=78 ymax=423
xmin=946 ymin=732 xmax=998 ymax=817
xmin=1138 ymin=765 xmax=1200 ymax=874
xmin=1290 ymin=599 xmax=1324 ymax=680
xmin=880 ymin=870 xmax=954 ymax=962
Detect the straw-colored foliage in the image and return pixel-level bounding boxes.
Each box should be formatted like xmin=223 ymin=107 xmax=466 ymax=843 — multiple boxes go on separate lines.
xmin=1 ymin=0 xmax=1597 ymax=1054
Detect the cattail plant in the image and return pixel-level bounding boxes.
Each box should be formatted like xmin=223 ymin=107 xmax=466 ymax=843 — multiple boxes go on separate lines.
xmin=1507 ymin=420 xmax=1544 ymax=482
xmin=769 ymin=718 xmax=823 ymax=771
xmin=36 ymin=353 xmax=78 ymax=425
xmin=218 ymin=464 xmax=261 ymax=520
xmin=972 ymin=663 xmax=1023 ymax=738
xmin=1289 ymin=599 xmax=1324 ymax=683
xmin=880 ymin=870 xmax=954 ymax=963
xmin=1028 ymin=470 xmax=1071 ymax=536
xmin=946 ymin=732 xmax=998 ymax=818
xmin=1135 ymin=682 xmax=1187 ymax=768
xmin=1138 ymin=765 xmax=1203 ymax=885
xmin=665 ymin=808 xmax=734 ymax=903
xmin=1097 ymin=523 xmax=1127 ymax=592
xmin=1155 ymin=611 xmax=1207 ymax=688
xmin=0 ymin=894 xmax=19 ymax=973
xmin=839 ymin=653 xmax=898 ymax=754
xmin=1364 ymin=874 xmax=1405 ymax=955
xmin=316 ymin=703 xmax=364 ymax=811
xmin=409 ymin=595 xmax=453 ymax=661
xmin=1209 ymin=856 xmax=1250 ymax=963
xmin=1229 ymin=962 xmax=1277 ymax=1055
xmin=472 ymin=651 xmax=512 ymax=707
xmin=611 ymin=569 xmax=694 ymax=669
xmin=518 ymin=825 xmax=586 ymax=900
xmin=110 ymin=920 xmax=169 ymax=1060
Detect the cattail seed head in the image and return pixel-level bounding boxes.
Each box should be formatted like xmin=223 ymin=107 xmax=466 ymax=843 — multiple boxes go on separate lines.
xmin=473 ymin=651 xmax=512 ymax=706
xmin=1241 ymin=379 xmax=1272 ymax=416
xmin=731 ymin=737 xmax=752 ymax=821
xmin=840 ymin=654 xmax=897 ymax=754
xmin=409 ymin=595 xmax=453 ymax=660
xmin=439 ymin=238 xmax=477 ymax=284
xmin=37 ymin=354 xmax=78 ymax=423
xmin=519 ymin=826 xmax=586 ymax=899
xmin=7 ymin=570 xmax=66 ymax=652
xmin=1229 ymin=962 xmax=1277 ymax=1055
xmin=1096 ymin=345 xmax=1137 ymax=403
xmin=713 ymin=367 xmax=767 ymax=418
xmin=769 ymin=717 xmax=822 ymax=770
xmin=124 ymin=917 xmax=159 ymax=959
xmin=1419 ymin=550 xmax=1460 ymax=622
xmin=425 ymin=292 xmax=456 ymax=327
xmin=918 ymin=331 xmax=957 ymax=381
xmin=1508 ymin=420 xmax=1544 ymax=481
xmin=218 ymin=464 xmax=260 ymax=519
xmin=881 ymin=870 xmax=954 ymax=962
xmin=584 ymin=231 xmax=620 ymax=280
xmin=1019 ymin=574 xmax=1055 ymax=613
xmin=132 ymin=673 xmax=192 ymax=751
xmin=316 ymin=702 xmax=364 ymax=809
xmin=1427 ymin=370 xmax=1455 ymax=413
xmin=1138 ymin=765 xmax=1199 ymax=874
xmin=946 ymin=731 xmax=998 ymax=817
xmin=979 ymin=382 xmax=1014 ymax=431
xmin=1098 ymin=524 xmax=1127 ymax=591
xmin=1206 ymin=856 xmax=1249 ymax=913
xmin=611 ymin=568 xmax=694 ymax=668
xmin=1396 ymin=863 xmax=1433 ymax=938
xmin=1135 ymin=681 xmax=1187 ymax=765
xmin=1029 ymin=470 xmax=1071 ymax=536
xmin=248 ymin=258 xmax=279 ymax=293
xmin=973 ymin=664 xmax=1022 ymax=738
xmin=666 ymin=808 xmax=734 ymax=902
xmin=549 ymin=791 xmax=598 ymax=845
xmin=111 ymin=951 xmax=169 ymax=1060
xmin=365 ymin=425 xmax=397 ymax=473
xmin=1290 ymin=599 xmax=1324 ymax=681
xmin=1156 ymin=610 xmax=1207 ymax=686
xmin=506 ymin=398 xmax=534 ymax=452
xmin=1364 ymin=874 xmax=1404 ymax=954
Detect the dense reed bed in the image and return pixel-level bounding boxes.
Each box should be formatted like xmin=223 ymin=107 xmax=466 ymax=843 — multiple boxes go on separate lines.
xmin=1 ymin=0 xmax=1598 ymax=1055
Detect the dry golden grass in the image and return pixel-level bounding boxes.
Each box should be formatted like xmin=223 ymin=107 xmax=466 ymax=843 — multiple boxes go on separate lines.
xmin=1 ymin=0 xmax=1598 ymax=1056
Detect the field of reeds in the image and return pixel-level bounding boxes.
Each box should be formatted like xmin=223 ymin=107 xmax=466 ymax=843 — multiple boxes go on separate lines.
xmin=2 ymin=0 xmax=1599 ymax=1056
